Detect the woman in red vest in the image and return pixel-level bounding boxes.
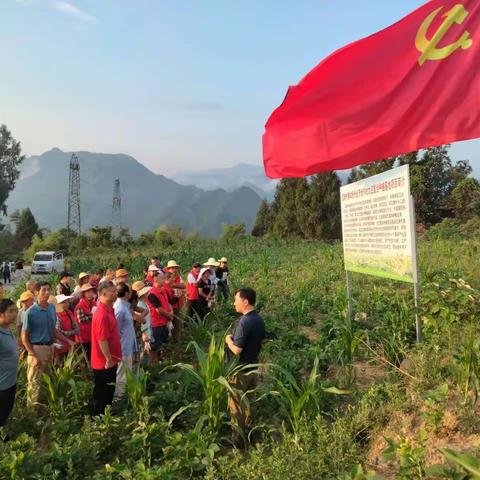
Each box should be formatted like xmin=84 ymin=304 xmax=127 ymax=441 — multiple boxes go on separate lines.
xmin=55 ymin=294 xmax=79 ymax=362
xmin=74 ymin=283 xmax=96 ymax=363
xmin=186 ymin=262 xmax=202 ymax=319
xmin=146 ymin=273 xmax=173 ymax=365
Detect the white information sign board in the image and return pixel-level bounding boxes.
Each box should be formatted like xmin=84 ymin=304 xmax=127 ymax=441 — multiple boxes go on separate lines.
xmin=340 ymin=164 xmax=417 ymax=283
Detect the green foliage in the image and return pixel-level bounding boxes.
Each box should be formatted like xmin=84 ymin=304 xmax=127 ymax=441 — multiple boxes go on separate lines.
xmin=401 ymin=146 xmax=471 ymax=225
xmin=251 ymin=200 xmax=270 ymax=237
xmin=268 ymin=356 xmax=348 ymax=443
xmin=449 ymin=178 xmax=480 ymax=221
xmin=10 ymin=207 xmax=40 ymax=249
xmin=383 ymin=429 xmax=429 ymax=479
xmin=269 ymin=178 xmax=304 ymax=237
xmin=25 ymin=229 xmax=70 ymax=260
xmin=0 ymin=124 xmax=25 ymax=216
xmin=296 ymin=172 xmax=342 ymax=240
xmin=221 ymin=223 xmax=246 ymax=243
xmin=173 ymin=336 xmax=254 ymax=430
xmin=42 ymin=349 xmax=88 ymax=418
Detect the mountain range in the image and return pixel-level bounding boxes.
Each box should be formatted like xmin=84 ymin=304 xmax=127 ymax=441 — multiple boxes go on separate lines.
xmin=7 ymin=148 xmax=264 ymax=237
xmin=172 ymin=164 xmax=278 ymax=200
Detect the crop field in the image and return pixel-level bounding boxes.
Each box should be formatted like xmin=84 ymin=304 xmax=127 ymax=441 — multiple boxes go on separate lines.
xmin=2 ymin=236 xmax=480 ymax=479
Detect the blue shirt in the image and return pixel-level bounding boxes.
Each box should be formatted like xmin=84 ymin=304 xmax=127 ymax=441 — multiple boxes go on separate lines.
xmin=0 ymin=326 xmax=19 ymax=390
xmin=114 ymin=298 xmax=137 ymax=357
xmin=22 ymin=303 xmax=56 ymax=344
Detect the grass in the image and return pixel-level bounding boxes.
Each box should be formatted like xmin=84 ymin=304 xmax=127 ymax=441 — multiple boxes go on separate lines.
xmin=3 ymin=236 xmax=480 ymax=478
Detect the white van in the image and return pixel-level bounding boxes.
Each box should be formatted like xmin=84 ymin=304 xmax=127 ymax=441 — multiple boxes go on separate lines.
xmin=31 ymin=251 xmax=65 ymax=274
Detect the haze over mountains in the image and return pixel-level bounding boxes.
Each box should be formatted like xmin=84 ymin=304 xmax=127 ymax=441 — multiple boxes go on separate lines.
xmin=7 ymin=148 xmax=263 ymax=236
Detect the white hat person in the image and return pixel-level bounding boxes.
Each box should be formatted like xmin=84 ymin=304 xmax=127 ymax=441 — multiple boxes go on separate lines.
xmin=203 ymin=257 xmax=219 ymax=267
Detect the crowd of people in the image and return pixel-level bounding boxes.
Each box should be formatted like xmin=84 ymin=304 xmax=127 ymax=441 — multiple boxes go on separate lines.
xmin=0 ymin=254 xmax=265 ymax=430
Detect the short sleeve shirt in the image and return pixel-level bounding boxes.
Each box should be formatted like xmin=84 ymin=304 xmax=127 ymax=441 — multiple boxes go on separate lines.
xmin=22 ymin=303 xmax=56 ymax=344
xmin=91 ymin=301 xmax=122 ymax=370
xmin=0 ymin=326 xmax=18 ymax=390
xmin=114 ymin=298 xmax=137 ymax=357
xmin=232 ymin=310 xmax=266 ymax=364
xmin=197 ymin=279 xmax=212 ymax=297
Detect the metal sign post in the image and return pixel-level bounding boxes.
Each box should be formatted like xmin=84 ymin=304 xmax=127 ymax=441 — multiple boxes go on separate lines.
xmin=410 ymin=194 xmax=421 ymax=342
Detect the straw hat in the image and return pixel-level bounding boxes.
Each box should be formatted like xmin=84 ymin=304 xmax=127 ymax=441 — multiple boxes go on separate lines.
xmin=203 ymin=257 xmax=219 ymax=267
xmin=138 ymin=286 xmax=152 ymax=298
xmin=78 ymin=272 xmax=90 ymax=280
xmin=199 ymin=267 xmax=211 ymax=279
xmin=55 ymin=294 xmax=72 ymax=304
xmin=80 ymin=283 xmax=95 ymax=292
xmin=218 ymin=257 xmax=228 ymax=263
xmin=131 ymin=280 xmax=145 ymax=292
xmin=19 ymin=291 xmax=35 ymax=303
xmin=116 ymin=268 xmax=129 ymax=278
xmin=147 ymin=265 xmax=160 ymax=272
xmin=166 ymin=260 xmax=180 ymax=268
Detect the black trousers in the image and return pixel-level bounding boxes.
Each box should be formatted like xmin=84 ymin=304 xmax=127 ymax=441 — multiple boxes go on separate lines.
xmin=92 ymin=366 xmax=117 ymax=415
xmin=0 ymin=384 xmax=16 ymax=426
xmin=187 ymin=299 xmax=202 ymax=319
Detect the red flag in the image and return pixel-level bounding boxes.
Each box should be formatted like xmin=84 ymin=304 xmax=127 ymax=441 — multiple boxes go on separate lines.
xmin=263 ymin=0 xmax=480 ymax=178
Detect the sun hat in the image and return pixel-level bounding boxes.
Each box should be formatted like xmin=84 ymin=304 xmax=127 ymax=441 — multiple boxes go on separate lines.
xmin=131 ymin=280 xmax=145 ymax=292
xmin=19 ymin=291 xmax=35 ymax=302
xmin=116 ymin=268 xmax=129 ymax=278
xmin=80 ymin=283 xmax=95 ymax=292
xmin=167 ymin=260 xmax=180 ymax=268
xmin=203 ymin=257 xmax=219 ymax=267
xmin=147 ymin=265 xmax=160 ymax=272
xmin=218 ymin=257 xmax=228 ymax=263
xmin=78 ymin=272 xmax=90 ymax=280
xmin=55 ymin=294 xmax=72 ymax=304
xmin=199 ymin=267 xmax=211 ymax=279
xmin=138 ymin=286 xmax=152 ymax=298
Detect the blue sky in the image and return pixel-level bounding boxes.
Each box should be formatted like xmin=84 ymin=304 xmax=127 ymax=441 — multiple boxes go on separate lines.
xmin=1 ymin=0 xmax=479 ymax=176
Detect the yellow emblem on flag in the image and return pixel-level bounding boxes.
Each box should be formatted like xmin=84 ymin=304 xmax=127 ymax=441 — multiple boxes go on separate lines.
xmin=416 ymin=3 xmax=473 ymax=66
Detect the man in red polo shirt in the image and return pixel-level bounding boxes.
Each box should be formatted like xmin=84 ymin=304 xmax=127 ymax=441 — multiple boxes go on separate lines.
xmin=91 ymin=281 xmax=122 ymax=415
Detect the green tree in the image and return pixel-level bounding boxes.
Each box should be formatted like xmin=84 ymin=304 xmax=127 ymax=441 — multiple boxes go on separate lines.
xmin=89 ymin=226 xmax=113 ymax=246
xmin=222 ymin=223 xmax=246 ymax=243
xmin=10 ymin=208 xmax=40 ymax=249
xmin=449 ymin=178 xmax=480 ymax=221
xmin=0 ymin=125 xmax=25 ymax=216
xmin=251 ymin=200 xmax=271 ymax=237
xmin=296 ymin=172 xmax=342 ymax=240
xmin=399 ymin=146 xmax=471 ymax=225
xmin=348 ymin=158 xmax=396 ymax=183
xmin=269 ymin=178 xmax=304 ymax=237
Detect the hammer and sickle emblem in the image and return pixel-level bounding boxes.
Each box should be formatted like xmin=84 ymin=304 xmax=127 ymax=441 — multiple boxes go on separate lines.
xmin=415 ymin=3 xmax=473 ymax=66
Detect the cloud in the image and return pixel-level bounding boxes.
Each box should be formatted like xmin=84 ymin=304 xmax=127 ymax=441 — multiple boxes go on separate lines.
xmin=50 ymin=1 xmax=98 ymax=24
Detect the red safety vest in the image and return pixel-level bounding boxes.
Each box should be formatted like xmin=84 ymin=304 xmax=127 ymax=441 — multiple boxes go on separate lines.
xmin=147 ymin=287 xmax=170 ymax=327
xmin=186 ymin=270 xmax=199 ymax=301
xmin=56 ymin=310 xmax=76 ymax=353
xmin=74 ymin=297 xmax=94 ymax=343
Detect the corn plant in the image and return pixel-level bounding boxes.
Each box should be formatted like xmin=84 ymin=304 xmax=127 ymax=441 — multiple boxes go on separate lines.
xmin=437 ymin=448 xmax=480 ymax=477
xmin=268 ymin=356 xmax=348 ymax=444
xmin=43 ymin=349 xmax=84 ymax=417
xmin=125 ymin=367 xmax=150 ymax=414
xmin=172 ymin=335 xmax=257 ymax=430
xmin=455 ymin=337 xmax=480 ymax=404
